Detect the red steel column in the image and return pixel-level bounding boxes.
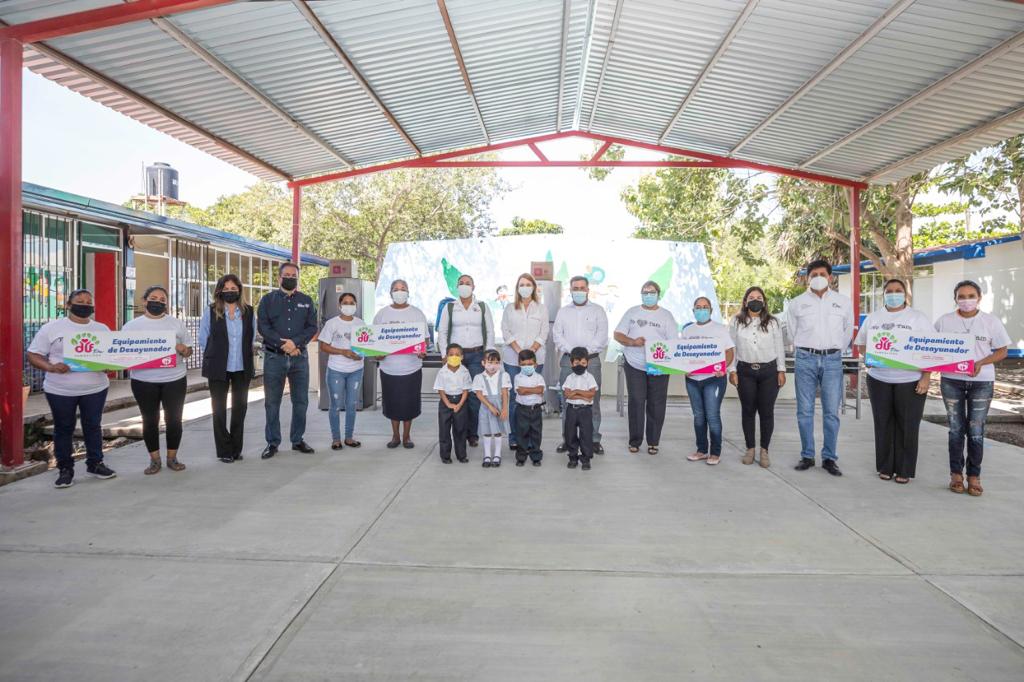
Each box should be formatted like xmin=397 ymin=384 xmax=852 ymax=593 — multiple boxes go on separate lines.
xmin=0 ymin=38 xmax=24 ymax=468
xmin=291 ymin=184 xmax=301 ymax=265
xmin=849 ymin=186 xmax=862 ymax=358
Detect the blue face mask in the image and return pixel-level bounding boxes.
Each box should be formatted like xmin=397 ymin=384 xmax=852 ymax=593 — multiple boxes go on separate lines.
xmin=641 ymin=292 xmax=658 ymax=307
xmin=883 ymin=292 xmax=905 ymax=309
xmin=521 ymin=365 xmax=536 ymax=376
xmin=571 ymin=291 xmax=588 ymax=305
xmin=693 ymin=308 xmax=712 ymax=324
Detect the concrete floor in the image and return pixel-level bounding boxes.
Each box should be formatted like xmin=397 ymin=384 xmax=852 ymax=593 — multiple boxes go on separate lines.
xmin=1 ymin=394 xmax=1023 ymax=681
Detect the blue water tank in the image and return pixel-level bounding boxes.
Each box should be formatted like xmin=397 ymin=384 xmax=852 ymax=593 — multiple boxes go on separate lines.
xmin=146 ymin=162 xmax=179 ymax=199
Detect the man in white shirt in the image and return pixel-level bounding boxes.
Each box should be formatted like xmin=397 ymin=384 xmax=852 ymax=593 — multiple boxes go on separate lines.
xmin=552 ymin=276 xmax=609 ymax=454
xmin=436 ymin=274 xmax=495 ymax=447
xmin=784 ymin=259 xmax=854 ymax=476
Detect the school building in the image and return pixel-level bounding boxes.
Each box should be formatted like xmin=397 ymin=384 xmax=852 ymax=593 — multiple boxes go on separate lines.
xmin=20 ymin=182 xmax=329 ymax=393
xmin=834 ymin=233 xmax=1023 ymax=358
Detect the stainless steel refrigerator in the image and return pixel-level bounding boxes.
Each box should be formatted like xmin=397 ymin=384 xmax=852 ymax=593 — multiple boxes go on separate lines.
xmin=536 ymin=280 xmax=562 ymax=409
xmin=317 ymin=277 xmax=377 ymax=411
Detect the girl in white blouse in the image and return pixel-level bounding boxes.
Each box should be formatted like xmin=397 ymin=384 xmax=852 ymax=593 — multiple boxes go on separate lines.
xmin=728 ymin=286 xmax=786 ymax=468
xmin=500 ymin=272 xmax=549 ymax=449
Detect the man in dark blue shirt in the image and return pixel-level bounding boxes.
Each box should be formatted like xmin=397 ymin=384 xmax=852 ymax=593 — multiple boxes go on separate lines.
xmin=257 ymin=262 xmax=318 ymax=458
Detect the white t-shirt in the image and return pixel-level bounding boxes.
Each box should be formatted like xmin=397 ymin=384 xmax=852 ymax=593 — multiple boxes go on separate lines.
xmin=28 ymin=317 xmax=111 ymax=396
xmin=615 ymin=305 xmax=678 ymax=371
xmin=433 ymin=364 xmax=472 ymax=395
xmin=563 ymin=370 xmax=598 ymax=405
xmin=934 ymin=310 xmax=1012 ymax=383
xmin=473 ymin=370 xmax=513 ymax=398
xmin=320 ymin=315 xmax=365 ymax=373
xmin=373 ymin=305 xmax=428 ymax=376
xmin=514 ymin=371 xmax=546 ymax=406
xmin=122 ymin=314 xmax=191 ymax=383
xmin=679 ymin=321 xmax=734 ymax=382
xmin=855 ymin=307 xmax=932 ymax=384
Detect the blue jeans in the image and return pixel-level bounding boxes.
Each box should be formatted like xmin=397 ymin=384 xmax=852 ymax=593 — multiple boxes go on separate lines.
xmin=45 ymin=389 xmax=107 ymax=471
xmin=685 ymin=376 xmax=726 ymax=456
xmin=463 ymin=350 xmax=484 ymax=439
xmin=326 ymin=367 xmax=363 ymax=441
xmin=263 ymin=350 xmax=310 ymax=447
xmin=505 ymin=362 xmax=543 ymax=446
xmin=941 ymin=378 xmax=993 ymax=477
xmin=794 ymin=349 xmax=843 ymax=461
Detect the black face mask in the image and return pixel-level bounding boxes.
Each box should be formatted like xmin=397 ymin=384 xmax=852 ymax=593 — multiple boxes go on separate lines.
xmin=746 ymin=300 xmax=764 ymax=313
xmin=281 ymin=277 xmax=298 ymax=291
xmin=572 ymin=364 xmax=588 ymax=375
xmin=69 ymin=304 xmax=94 ymax=318
xmin=220 ymin=291 xmax=240 ymax=304
xmin=145 ymin=301 xmax=167 ymax=316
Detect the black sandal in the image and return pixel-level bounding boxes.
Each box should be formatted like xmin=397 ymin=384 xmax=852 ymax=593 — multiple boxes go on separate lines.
xmin=895 ymin=477 xmax=910 ymax=484
xmin=648 ymin=446 xmax=659 ymax=455
xmin=344 ymin=440 xmax=361 ymax=448
xmin=879 ymin=473 xmax=893 ymax=481
xmin=331 ymin=441 xmax=344 ymax=450
xmin=403 ymin=441 xmax=415 ymax=449
xmin=628 ymin=446 xmax=639 ymax=453
xmin=386 ymin=440 xmax=401 ymax=449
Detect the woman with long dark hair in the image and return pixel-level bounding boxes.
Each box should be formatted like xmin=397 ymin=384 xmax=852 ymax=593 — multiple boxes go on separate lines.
xmin=728 ymin=286 xmax=786 ymax=467
xmin=199 ymin=274 xmax=256 ymax=463
xmin=122 ymin=284 xmax=193 ymax=474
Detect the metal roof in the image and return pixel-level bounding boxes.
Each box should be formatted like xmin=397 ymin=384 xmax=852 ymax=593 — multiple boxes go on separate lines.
xmin=21 ymin=182 xmax=330 ymax=265
xmin=5 ymin=0 xmax=1024 ymax=185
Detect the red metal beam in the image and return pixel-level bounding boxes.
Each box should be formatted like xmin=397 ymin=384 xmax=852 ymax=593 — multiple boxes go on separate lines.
xmin=291 ymin=185 xmax=302 ymax=265
xmin=527 ymin=142 xmax=549 ymax=163
xmin=0 ymin=0 xmax=234 ymax=43
xmin=0 ymin=37 xmax=24 ymax=469
xmin=289 ymin=130 xmax=868 ymax=190
xmin=849 ymin=186 xmax=862 ymax=358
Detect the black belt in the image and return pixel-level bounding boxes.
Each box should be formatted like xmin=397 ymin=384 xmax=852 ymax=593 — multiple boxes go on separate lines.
xmin=737 ymin=359 xmax=777 ymax=371
xmin=797 ymin=347 xmax=840 ymax=356
xmin=518 ymin=403 xmax=544 ymax=410
xmin=460 ymin=346 xmax=484 ymax=354
xmin=443 ymin=393 xmax=464 ymax=401
xmin=264 ymin=346 xmax=305 ymax=355
xmin=567 ymin=403 xmax=592 ymax=409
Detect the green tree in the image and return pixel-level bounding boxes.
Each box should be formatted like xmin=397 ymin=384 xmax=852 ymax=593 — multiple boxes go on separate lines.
xmin=497 ymin=216 xmax=563 ymax=236
xmin=939 ymin=134 xmax=1024 ymax=234
xmin=165 ymin=167 xmax=506 ymax=283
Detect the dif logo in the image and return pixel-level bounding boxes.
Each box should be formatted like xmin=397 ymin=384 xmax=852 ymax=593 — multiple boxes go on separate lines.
xmin=649 ymin=342 xmax=669 ymax=361
xmin=872 ymin=331 xmax=898 ymax=352
xmin=71 ymin=333 xmax=100 ymax=354
xmin=355 ymin=326 xmax=373 ymax=344
xmin=160 ymin=357 xmax=173 ymax=367
xmin=956 ymin=361 xmax=970 ymax=373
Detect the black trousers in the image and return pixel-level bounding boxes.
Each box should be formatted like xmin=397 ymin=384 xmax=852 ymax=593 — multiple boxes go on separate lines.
xmin=438 ymin=395 xmax=468 ymax=461
xmin=867 ymin=375 xmax=926 ymax=478
xmin=563 ymin=404 xmax=594 ymax=463
xmin=623 ymin=363 xmax=669 ymax=448
xmin=131 ymin=377 xmax=187 ymax=453
xmin=209 ymin=371 xmax=250 ymax=459
xmin=736 ymin=361 xmax=781 ymax=450
xmin=515 ymin=403 xmax=544 ymax=463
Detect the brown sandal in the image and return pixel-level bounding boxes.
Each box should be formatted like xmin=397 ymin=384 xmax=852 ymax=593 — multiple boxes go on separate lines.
xmin=967 ymin=476 xmax=983 ymax=497
xmin=879 ymin=473 xmax=893 ymax=481
xmin=144 ymin=458 xmax=161 ymax=475
xmin=166 ymin=457 xmax=186 ymax=472
xmin=949 ymin=473 xmax=965 ymax=494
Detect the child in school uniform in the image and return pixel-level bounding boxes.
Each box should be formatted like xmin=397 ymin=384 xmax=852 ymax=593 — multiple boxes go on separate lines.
xmin=562 ymin=346 xmax=598 ymax=470
xmin=473 ymin=348 xmax=511 ymax=468
xmin=513 ymin=349 xmax=546 ymax=466
xmin=434 ymin=343 xmax=472 ymax=463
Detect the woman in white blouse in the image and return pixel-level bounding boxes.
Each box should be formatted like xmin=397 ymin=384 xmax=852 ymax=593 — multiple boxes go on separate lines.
xmin=500 ymin=272 xmax=549 ymax=449
xmin=728 ymin=286 xmax=785 ymax=468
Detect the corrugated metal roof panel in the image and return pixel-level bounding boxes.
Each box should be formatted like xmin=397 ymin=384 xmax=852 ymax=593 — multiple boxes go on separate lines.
xmin=741 ymin=0 xmax=1024 ymax=168
xmin=307 ymin=0 xmax=486 ymax=156
xmin=6 ymin=0 xmax=1024 ymax=186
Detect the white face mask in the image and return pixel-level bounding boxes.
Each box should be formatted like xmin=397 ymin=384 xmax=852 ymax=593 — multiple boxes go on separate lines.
xmin=457 ymin=284 xmax=473 ymax=299
xmin=518 ymin=285 xmax=534 ymax=299
xmin=340 ymin=304 xmax=357 ymax=317
xmin=809 ymin=275 xmax=829 ymax=292
xmin=391 ymin=290 xmax=409 ymax=305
